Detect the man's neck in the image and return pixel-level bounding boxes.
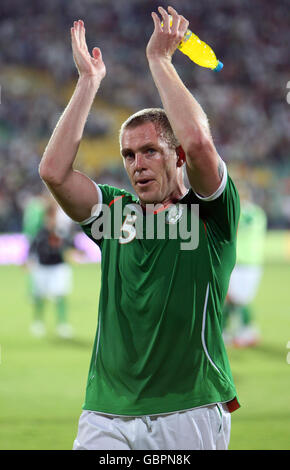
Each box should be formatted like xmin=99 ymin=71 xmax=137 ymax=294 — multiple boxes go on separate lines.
xmin=139 ymin=185 xmax=189 ymax=213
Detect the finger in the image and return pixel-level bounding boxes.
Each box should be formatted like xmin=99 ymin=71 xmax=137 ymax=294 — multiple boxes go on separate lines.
xmin=151 ymin=11 xmax=162 ymax=33
xmin=75 ymin=20 xmax=82 ymax=45
xmin=168 ymin=6 xmax=180 ymax=35
xmin=72 ymin=21 xmax=80 ymax=46
xmin=158 ymin=6 xmax=170 ymax=32
xmin=70 ymin=26 xmax=75 ymax=42
xmin=92 ymin=47 xmax=102 ymax=61
xmin=71 ymin=25 xmax=78 ymax=50
xmin=79 ymin=20 xmax=87 ymax=50
xmin=179 ymin=15 xmax=189 ymax=39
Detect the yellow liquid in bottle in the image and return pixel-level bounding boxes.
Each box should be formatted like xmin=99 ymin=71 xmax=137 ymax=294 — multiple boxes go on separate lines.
xmin=179 ymin=30 xmax=220 ymax=70
xmin=163 ymin=16 xmax=223 ymax=71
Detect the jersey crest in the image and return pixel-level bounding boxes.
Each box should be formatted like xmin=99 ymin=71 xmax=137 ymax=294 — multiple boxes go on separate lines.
xmin=165 ymin=204 xmax=184 ymax=224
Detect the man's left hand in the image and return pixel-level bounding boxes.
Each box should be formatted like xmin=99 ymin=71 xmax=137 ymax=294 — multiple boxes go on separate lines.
xmin=146 ymin=6 xmax=189 ymax=62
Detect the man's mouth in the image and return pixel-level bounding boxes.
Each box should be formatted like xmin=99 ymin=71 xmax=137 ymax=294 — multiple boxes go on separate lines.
xmin=135 ymin=179 xmax=154 ymax=187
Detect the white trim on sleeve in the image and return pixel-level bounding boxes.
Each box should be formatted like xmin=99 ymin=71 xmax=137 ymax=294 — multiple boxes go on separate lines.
xmin=194 ymin=160 xmax=228 ymax=202
xmin=79 ymin=183 xmax=103 ymax=226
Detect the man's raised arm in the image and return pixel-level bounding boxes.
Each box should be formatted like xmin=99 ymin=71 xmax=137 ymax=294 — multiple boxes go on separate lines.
xmin=146 ymin=6 xmax=223 ymax=198
xmin=39 ymin=20 xmax=106 ymax=222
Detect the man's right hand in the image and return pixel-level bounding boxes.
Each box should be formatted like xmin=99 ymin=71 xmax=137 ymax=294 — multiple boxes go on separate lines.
xmin=71 ymin=20 xmax=106 ymax=83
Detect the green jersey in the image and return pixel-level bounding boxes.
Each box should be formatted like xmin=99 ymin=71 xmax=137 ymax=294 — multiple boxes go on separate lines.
xmin=236 ymin=202 xmax=267 ymax=266
xmin=80 ymin=169 xmax=240 ymax=415
xmin=23 ymin=197 xmax=45 ymax=241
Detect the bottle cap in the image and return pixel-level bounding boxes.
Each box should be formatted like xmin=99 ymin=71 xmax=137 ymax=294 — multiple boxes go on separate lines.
xmin=213 ymin=61 xmax=223 ymax=72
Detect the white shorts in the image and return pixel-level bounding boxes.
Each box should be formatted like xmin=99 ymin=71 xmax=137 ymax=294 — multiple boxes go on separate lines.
xmin=73 ymin=404 xmax=231 ymax=450
xmin=30 ymin=263 xmax=72 ymax=298
xmin=227 ymin=265 xmax=263 ymax=305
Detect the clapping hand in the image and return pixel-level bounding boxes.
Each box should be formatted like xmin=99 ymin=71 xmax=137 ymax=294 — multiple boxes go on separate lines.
xmin=71 ymin=20 xmax=106 ymax=82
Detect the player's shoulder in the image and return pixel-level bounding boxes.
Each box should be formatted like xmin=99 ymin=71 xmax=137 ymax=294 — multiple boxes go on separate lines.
xmin=188 ymin=168 xmax=240 ymax=242
xmin=79 ymin=183 xmax=137 ymax=227
xmin=184 ymin=167 xmax=239 ymax=208
xmin=98 ymin=183 xmax=137 ymax=206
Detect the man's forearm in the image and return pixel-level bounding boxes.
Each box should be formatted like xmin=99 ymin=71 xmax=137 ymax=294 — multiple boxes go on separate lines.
xmin=39 ymin=76 xmax=101 ymax=184
xmin=148 ymin=57 xmax=211 ymax=152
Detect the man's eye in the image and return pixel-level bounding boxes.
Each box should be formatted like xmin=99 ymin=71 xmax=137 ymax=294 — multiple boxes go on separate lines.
xmin=125 ymin=153 xmax=134 ymax=159
xmin=146 ymin=148 xmax=155 ymax=155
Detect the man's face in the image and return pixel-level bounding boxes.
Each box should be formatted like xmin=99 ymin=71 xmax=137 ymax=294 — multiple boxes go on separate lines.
xmin=121 ymin=122 xmax=179 ymax=206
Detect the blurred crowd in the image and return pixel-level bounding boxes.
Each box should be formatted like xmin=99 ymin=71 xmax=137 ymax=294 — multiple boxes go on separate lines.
xmin=0 ymin=0 xmax=289 ymax=231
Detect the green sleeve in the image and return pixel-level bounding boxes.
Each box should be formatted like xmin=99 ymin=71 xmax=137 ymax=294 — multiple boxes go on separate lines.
xmin=196 ymin=172 xmax=240 ymax=243
xmin=79 ymin=184 xmax=136 ymax=247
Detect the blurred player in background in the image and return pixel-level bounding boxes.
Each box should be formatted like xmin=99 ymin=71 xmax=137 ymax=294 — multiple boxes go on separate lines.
xmin=25 ymin=196 xmax=75 ymax=339
xmin=22 ymin=191 xmax=47 ymax=243
xmin=223 ymin=184 xmax=267 ymax=347
xmin=39 ymin=6 xmax=240 ymax=450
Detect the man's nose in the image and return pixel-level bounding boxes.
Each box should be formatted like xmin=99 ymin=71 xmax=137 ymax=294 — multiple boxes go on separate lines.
xmin=134 ymin=153 xmax=147 ymax=170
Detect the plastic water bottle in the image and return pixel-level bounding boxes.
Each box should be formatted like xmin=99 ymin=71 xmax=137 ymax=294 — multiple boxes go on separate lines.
xmin=179 ymin=29 xmax=223 ymax=72
xmin=163 ymin=16 xmax=223 ymax=72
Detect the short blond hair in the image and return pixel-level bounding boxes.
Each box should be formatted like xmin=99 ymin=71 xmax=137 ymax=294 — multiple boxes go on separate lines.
xmin=119 ymin=108 xmax=179 ymax=151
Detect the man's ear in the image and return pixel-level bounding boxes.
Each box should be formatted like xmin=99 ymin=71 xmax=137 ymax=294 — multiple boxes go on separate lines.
xmin=176 ymin=146 xmax=186 ymax=166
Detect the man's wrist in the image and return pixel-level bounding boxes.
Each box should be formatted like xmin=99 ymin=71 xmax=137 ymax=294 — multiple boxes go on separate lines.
xmin=146 ymin=54 xmax=172 ymax=66
xmin=77 ymin=74 xmax=102 ymax=91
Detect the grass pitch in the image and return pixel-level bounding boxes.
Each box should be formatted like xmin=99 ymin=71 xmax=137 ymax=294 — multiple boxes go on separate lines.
xmin=0 ymin=253 xmax=289 ymax=449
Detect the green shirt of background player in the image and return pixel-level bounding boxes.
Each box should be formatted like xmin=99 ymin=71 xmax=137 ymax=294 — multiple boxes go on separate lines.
xmin=39 ymin=6 xmax=240 ymax=450
xmin=236 ymin=200 xmax=267 ymax=266
xmin=223 ymin=187 xmax=267 ymax=348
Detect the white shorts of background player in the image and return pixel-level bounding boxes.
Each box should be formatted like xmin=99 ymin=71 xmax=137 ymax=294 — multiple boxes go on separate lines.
xmin=227 ymin=265 xmax=263 ymax=305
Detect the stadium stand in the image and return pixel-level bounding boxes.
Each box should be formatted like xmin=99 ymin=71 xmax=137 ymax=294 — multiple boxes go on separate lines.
xmin=0 ymin=0 xmax=289 ymax=232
